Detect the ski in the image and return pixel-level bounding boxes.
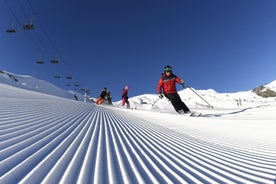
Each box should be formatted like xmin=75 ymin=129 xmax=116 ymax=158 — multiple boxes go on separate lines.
xmin=190 ymin=111 xmax=201 ymax=117
xmin=178 ymin=110 xmax=201 ymax=117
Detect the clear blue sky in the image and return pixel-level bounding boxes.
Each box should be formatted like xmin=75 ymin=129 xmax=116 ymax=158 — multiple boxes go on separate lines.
xmin=1 ymin=0 xmax=276 ymax=101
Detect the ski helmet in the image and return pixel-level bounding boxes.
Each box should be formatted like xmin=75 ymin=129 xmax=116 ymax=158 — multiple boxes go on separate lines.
xmin=125 ymin=85 xmax=129 ymax=90
xmin=164 ymin=65 xmax=172 ymax=72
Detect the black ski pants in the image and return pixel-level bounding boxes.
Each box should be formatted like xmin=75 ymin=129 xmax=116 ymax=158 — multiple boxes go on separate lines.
xmin=165 ymin=93 xmax=190 ymax=113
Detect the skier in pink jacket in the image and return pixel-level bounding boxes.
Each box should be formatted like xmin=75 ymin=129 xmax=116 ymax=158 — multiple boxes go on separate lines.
xmin=121 ymin=85 xmax=130 ymax=108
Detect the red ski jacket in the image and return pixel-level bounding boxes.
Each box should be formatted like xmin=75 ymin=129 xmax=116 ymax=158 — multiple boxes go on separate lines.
xmin=157 ymin=73 xmax=182 ymax=95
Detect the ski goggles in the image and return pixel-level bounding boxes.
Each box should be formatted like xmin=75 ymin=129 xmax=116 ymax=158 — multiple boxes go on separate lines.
xmin=164 ymin=68 xmax=172 ymax=72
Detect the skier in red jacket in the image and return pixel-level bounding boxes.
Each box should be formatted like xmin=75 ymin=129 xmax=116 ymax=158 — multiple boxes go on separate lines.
xmin=157 ymin=65 xmax=190 ymax=114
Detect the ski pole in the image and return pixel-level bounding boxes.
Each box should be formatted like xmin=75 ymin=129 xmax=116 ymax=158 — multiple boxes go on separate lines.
xmin=183 ymin=85 xmax=214 ymax=108
xmin=152 ymin=97 xmax=160 ymax=106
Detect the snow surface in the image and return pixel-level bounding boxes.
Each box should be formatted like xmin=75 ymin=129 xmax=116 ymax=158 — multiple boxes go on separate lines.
xmin=0 ymin=73 xmax=276 ymax=183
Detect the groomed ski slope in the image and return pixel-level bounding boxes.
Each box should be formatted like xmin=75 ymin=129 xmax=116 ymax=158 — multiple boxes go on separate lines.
xmin=0 ymin=83 xmax=276 ymax=184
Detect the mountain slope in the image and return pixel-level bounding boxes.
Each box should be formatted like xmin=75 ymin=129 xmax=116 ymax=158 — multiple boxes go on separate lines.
xmin=0 ymin=82 xmax=276 ymax=183
xmin=0 ymin=71 xmax=78 ymax=100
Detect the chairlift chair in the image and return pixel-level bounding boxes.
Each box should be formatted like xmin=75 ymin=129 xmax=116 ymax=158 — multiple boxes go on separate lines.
xmin=23 ymin=23 xmax=34 ymax=30
xmin=6 ymin=23 xmax=16 ymax=33
xmin=23 ymin=19 xmax=34 ymax=30
xmin=6 ymin=29 xmax=16 ymax=33
xmin=36 ymin=61 xmax=45 ymax=64
xmin=66 ymin=76 xmax=73 ymax=79
xmin=54 ymin=75 xmax=61 ymax=79
xmin=50 ymin=59 xmax=59 ymax=64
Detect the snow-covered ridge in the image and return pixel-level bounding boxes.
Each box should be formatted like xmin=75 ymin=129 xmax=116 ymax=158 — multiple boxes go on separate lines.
xmin=266 ymin=80 xmax=276 ymax=89
xmin=251 ymin=80 xmax=276 ymax=98
xmin=0 ymin=70 xmax=81 ymax=100
xmin=127 ymin=85 xmax=275 ymax=111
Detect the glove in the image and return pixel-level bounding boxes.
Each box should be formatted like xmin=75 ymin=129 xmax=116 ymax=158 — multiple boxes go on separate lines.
xmin=159 ymin=94 xmax=164 ymax=99
xmin=180 ymin=79 xmax=184 ymax=85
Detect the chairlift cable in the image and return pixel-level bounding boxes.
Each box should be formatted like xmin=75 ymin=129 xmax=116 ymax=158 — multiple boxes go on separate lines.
xmin=25 ymin=0 xmax=64 ymax=72
xmin=4 ymin=0 xmax=44 ymax=65
xmin=19 ymin=0 xmax=52 ymax=59
xmin=4 ymin=0 xmax=46 ymax=57
xmin=17 ymin=0 xmax=29 ymax=21
xmin=3 ymin=0 xmax=22 ymax=26
xmin=26 ymin=0 xmax=59 ymax=53
xmin=5 ymin=0 xmax=55 ymax=65
xmin=5 ymin=0 xmax=87 ymax=92
xmin=26 ymin=0 xmax=85 ymax=89
xmin=5 ymin=0 xmax=54 ymax=61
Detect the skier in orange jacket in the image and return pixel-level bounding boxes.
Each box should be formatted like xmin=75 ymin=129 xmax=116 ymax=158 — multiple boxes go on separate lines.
xmin=96 ymin=87 xmax=108 ymax=105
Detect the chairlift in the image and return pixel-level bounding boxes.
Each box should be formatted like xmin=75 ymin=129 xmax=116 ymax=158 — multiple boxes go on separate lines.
xmin=75 ymin=84 xmax=80 ymax=87
xmin=6 ymin=23 xmax=16 ymax=33
xmin=23 ymin=17 xmax=35 ymax=30
xmin=50 ymin=59 xmax=59 ymax=64
xmin=36 ymin=61 xmax=45 ymax=64
xmin=54 ymin=75 xmax=61 ymax=79
xmin=66 ymin=76 xmax=73 ymax=80
xmin=23 ymin=22 xmax=34 ymax=30
xmin=6 ymin=29 xmax=16 ymax=33
xmin=36 ymin=56 xmax=45 ymax=64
